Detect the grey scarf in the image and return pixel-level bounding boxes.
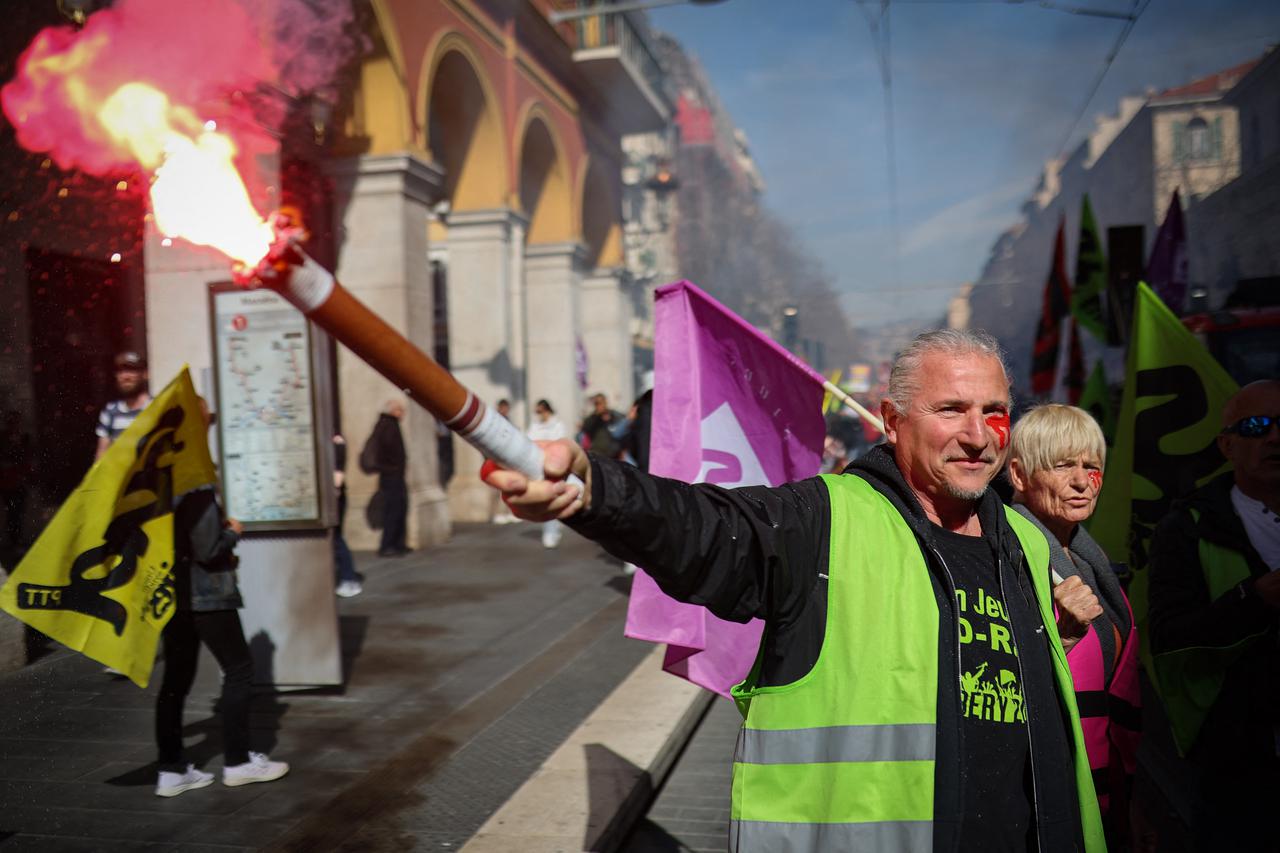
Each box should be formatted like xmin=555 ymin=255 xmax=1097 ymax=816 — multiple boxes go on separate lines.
xmin=1013 ymin=503 xmax=1131 ymax=686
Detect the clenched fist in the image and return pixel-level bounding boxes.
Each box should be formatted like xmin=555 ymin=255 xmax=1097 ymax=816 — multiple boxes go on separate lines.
xmin=1053 ymin=574 xmax=1103 ymax=653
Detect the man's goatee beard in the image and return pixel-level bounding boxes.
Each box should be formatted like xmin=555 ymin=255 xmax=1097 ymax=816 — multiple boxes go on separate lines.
xmin=943 ymin=482 xmax=988 ymax=502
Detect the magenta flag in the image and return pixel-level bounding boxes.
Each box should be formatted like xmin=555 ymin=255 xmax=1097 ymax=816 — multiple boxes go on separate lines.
xmin=1147 ymin=190 xmax=1188 ymax=312
xmin=624 ymin=281 xmax=826 ymax=696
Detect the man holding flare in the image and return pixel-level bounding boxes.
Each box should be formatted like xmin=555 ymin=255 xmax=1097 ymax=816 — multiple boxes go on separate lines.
xmin=484 ymin=329 xmax=1105 ymax=852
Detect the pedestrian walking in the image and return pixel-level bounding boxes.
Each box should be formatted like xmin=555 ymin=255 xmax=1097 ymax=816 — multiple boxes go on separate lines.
xmin=484 ymin=329 xmax=1106 ymax=851
xmin=527 ymin=399 xmax=566 ymax=549
xmin=154 ymin=397 xmax=288 ymax=797
xmin=332 ymin=433 xmax=362 ymax=597
xmin=362 ymin=399 xmax=409 ymax=557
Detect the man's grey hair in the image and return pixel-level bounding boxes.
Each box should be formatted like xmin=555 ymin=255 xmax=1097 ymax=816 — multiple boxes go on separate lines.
xmin=886 ymin=329 xmax=1011 ymax=414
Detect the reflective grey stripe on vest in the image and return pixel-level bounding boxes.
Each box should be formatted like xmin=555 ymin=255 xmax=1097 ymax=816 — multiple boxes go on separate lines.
xmin=730 ymin=818 xmax=932 ymax=853
xmin=735 ymin=722 xmax=935 ymax=765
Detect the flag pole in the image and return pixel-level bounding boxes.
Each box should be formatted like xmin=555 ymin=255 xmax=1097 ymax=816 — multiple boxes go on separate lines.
xmin=822 ymin=381 xmax=885 ymax=434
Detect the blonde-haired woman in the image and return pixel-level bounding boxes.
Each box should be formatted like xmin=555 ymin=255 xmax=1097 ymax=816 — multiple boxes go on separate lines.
xmin=1008 ymin=404 xmax=1140 ymax=835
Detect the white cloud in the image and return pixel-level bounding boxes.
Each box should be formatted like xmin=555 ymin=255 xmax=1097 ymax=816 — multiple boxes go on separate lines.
xmin=900 ymin=178 xmax=1032 ymax=257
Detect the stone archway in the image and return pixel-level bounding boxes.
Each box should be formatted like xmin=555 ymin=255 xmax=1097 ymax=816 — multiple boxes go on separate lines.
xmin=517 ymin=109 xmax=575 ymax=245
xmin=423 ymin=37 xmax=507 ymax=210
xmin=579 ymin=156 xmax=623 ymax=269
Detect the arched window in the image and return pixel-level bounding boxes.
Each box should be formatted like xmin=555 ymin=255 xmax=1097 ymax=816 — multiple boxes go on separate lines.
xmin=1175 ymin=115 xmax=1221 ymax=163
xmin=1187 ymin=116 xmax=1211 ymax=159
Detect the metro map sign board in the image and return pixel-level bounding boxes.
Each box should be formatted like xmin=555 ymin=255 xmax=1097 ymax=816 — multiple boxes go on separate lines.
xmin=209 ymin=285 xmax=325 ymax=529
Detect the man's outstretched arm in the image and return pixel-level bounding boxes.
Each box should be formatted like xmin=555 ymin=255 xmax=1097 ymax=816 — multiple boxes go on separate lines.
xmin=484 ymin=439 xmax=829 ymax=624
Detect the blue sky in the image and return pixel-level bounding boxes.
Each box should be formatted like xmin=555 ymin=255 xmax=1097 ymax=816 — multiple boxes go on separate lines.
xmin=649 ymin=0 xmax=1279 ymax=326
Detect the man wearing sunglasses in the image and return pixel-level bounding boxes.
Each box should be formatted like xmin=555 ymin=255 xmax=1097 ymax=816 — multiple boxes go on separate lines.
xmin=1148 ymin=379 xmax=1280 ymax=850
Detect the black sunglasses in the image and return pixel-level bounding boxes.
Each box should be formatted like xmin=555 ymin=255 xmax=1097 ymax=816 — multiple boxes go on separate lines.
xmin=1222 ymin=415 xmax=1280 ymax=438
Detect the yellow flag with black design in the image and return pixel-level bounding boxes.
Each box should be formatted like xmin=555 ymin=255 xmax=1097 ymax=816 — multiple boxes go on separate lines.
xmin=1088 ymin=283 xmax=1237 ymax=674
xmin=0 ymin=368 xmax=216 ymax=687
xmin=822 ymin=369 xmax=842 ymax=414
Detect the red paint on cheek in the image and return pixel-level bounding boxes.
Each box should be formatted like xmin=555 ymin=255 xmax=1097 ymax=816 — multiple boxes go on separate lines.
xmin=1088 ymin=470 xmax=1103 ymax=491
xmin=986 ymin=413 xmax=1011 ymax=450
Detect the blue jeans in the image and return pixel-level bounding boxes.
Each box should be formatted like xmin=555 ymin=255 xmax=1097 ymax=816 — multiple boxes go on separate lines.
xmin=333 ymin=529 xmax=358 ymax=583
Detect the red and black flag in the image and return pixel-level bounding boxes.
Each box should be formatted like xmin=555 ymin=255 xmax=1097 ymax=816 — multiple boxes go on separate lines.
xmin=1031 ymin=218 xmax=1071 ymax=395
xmin=1065 ymin=319 xmax=1086 ymax=404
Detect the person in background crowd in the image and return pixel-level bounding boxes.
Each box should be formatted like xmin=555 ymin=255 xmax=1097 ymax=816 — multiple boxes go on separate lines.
xmin=1148 ymin=379 xmax=1280 ymax=851
xmin=623 ymin=373 xmax=654 ymax=473
xmin=527 ymin=399 xmax=566 ymax=549
xmin=364 ymin=399 xmax=409 ymax=557
xmin=95 ymin=353 xmax=154 ymax=675
xmin=581 ymin=393 xmax=625 ymax=459
xmin=95 ymin=351 xmax=151 ymax=459
xmin=491 ymin=398 xmax=519 ymax=525
xmin=154 ymin=397 xmax=288 ymax=797
xmin=1006 ymin=404 xmax=1140 ymax=843
xmin=485 ymin=329 xmax=1106 ymax=852
xmin=332 ymin=433 xmax=362 ymax=597
xmin=820 ymin=434 xmax=848 ymax=474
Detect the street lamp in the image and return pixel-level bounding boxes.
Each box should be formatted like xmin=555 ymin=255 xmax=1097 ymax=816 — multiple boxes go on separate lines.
xmin=550 ymin=0 xmax=727 ymax=25
xmin=781 ymin=305 xmax=799 ymax=353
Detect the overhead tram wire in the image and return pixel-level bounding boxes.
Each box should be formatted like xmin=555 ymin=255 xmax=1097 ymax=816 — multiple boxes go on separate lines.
xmin=1052 ymin=0 xmax=1152 ymax=159
xmin=855 ymin=0 xmax=903 ymax=309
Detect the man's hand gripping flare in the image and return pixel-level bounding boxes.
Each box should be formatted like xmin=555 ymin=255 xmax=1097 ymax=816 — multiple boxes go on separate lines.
xmin=481 ymin=440 xmax=590 ymax=522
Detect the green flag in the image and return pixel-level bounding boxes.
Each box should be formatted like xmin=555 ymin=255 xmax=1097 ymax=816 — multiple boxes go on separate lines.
xmin=1072 ymin=194 xmax=1107 ymax=339
xmin=1088 ymin=283 xmax=1237 ymax=676
xmin=1077 ymin=359 xmax=1115 ymax=444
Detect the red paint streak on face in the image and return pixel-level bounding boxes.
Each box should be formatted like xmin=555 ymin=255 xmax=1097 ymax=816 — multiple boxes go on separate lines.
xmin=1088 ymin=470 xmax=1103 ymax=491
xmin=985 ymin=413 xmax=1011 ymax=450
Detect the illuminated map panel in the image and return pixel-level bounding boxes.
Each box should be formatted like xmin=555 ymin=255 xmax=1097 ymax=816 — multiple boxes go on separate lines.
xmin=211 ymin=288 xmax=321 ymax=527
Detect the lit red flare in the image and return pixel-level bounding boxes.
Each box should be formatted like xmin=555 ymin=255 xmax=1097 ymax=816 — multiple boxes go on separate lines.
xmin=2 ymin=0 xmax=274 ymax=265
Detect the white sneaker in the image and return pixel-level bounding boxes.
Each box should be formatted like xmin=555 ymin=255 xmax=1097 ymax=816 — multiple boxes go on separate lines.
xmin=335 ymin=580 xmax=363 ymax=598
xmin=222 ymin=752 xmax=289 ymax=787
xmin=156 ymin=764 xmax=214 ymax=797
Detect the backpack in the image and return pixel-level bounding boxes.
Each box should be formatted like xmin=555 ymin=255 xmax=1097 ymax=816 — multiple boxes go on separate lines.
xmin=359 ymin=433 xmax=379 ymax=475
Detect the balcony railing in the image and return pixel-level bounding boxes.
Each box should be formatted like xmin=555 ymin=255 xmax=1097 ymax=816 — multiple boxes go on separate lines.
xmin=568 ymin=4 xmax=672 ymax=131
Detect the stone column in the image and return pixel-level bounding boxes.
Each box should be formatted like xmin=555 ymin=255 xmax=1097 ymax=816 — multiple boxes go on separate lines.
xmin=328 ymin=153 xmax=449 ymax=550
xmin=525 ymin=242 xmax=588 ymax=432
xmin=579 ymin=266 xmax=635 ymax=409
xmin=442 ymin=208 xmax=525 ymax=521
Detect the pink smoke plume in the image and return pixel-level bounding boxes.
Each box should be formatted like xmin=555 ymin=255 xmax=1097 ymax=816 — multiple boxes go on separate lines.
xmin=1 ymin=0 xmax=365 ymax=179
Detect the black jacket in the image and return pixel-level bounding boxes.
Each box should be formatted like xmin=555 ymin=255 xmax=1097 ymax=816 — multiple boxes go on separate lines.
xmin=1148 ymin=472 xmax=1279 ymax=767
xmin=172 ymin=486 xmax=242 ymax=612
xmin=569 ymin=445 xmax=1084 ymax=852
xmin=365 ymin=414 xmax=406 ymax=486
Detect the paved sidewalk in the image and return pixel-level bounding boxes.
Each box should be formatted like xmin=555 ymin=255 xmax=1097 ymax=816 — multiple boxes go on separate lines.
xmin=0 ymin=522 xmax=671 ymax=851
xmin=623 ymin=697 xmax=739 ymax=853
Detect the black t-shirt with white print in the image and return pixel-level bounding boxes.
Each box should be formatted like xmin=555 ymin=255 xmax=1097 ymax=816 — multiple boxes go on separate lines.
xmin=932 ymin=523 xmax=1034 ymax=851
